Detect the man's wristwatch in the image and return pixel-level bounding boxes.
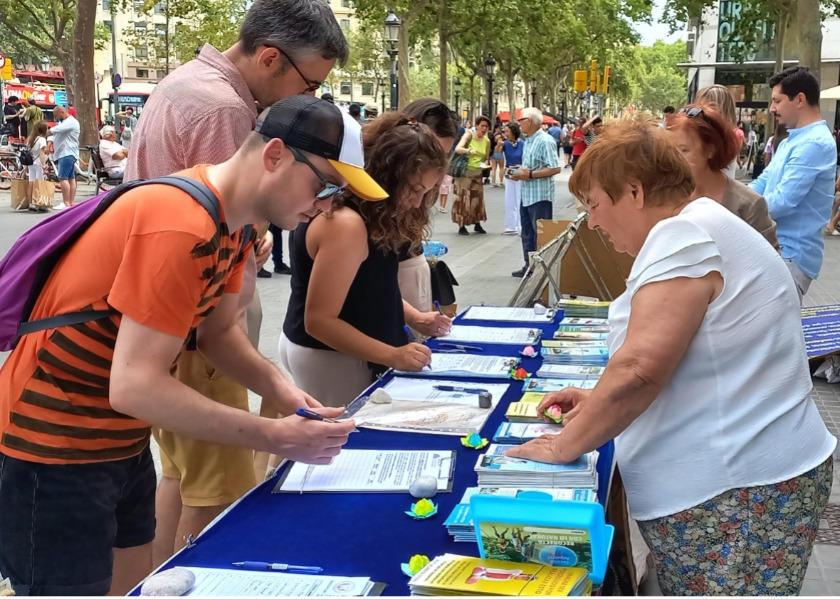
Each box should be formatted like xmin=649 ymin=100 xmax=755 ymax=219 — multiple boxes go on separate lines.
xmin=529 ymin=170 xmax=534 ymax=179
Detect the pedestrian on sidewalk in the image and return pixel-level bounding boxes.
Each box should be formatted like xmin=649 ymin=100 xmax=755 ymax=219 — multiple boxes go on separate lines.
xmin=750 ymin=66 xmax=836 ymax=302
xmin=509 ymin=107 xmax=562 ymax=277
xmin=49 ymin=105 xmax=79 ymax=208
xmin=24 ymin=122 xmax=51 ymax=212
xmin=501 ymin=121 xmax=523 ymax=235
xmin=452 ymin=115 xmax=490 ymax=235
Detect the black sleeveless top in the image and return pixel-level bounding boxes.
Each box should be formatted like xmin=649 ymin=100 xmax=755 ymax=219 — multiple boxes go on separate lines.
xmin=282 ymin=206 xmax=407 ymax=374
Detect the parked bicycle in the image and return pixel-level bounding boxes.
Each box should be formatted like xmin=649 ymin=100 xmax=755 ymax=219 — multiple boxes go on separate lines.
xmin=0 ymin=143 xmax=29 ymax=191
xmin=44 ymin=145 xmax=119 ymax=193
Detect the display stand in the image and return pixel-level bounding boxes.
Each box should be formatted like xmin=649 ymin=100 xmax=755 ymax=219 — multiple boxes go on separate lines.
xmin=509 ymin=213 xmax=586 ymax=307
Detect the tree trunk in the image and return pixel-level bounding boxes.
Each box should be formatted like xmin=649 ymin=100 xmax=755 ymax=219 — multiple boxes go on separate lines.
xmin=397 ymin=21 xmax=410 ymax=109
xmin=73 ymin=0 xmax=98 ymax=159
xmin=468 ymin=74 xmax=476 ymax=123
xmin=797 ymin=0 xmax=822 ymax=82
xmin=506 ymin=67 xmax=515 ymax=122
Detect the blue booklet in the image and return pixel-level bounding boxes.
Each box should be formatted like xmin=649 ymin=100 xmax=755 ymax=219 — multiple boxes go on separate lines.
xmin=493 ymin=422 xmax=564 ymax=444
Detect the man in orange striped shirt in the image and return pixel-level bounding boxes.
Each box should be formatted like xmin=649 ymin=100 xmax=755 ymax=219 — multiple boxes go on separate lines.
xmin=0 ymin=97 xmax=387 ymax=596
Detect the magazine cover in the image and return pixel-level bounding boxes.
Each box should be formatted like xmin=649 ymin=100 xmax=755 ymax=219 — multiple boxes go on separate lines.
xmin=477 ymin=522 xmax=593 ymax=572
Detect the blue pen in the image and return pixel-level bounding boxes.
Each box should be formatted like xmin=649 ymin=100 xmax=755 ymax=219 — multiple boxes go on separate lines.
xmin=295 ymin=407 xmax=359 ymax=432
xmin=438 ymin=342 xmax=483 ymax=352
xmin=434 ymin=300 xmax=444 ymax=315
xmin=232 ymin=561 xmax=323 ymax=574
xmin=433 ymin=385 xmax=489 ymax=394
xmin=403 ymin=325 xmax=416 ymax=343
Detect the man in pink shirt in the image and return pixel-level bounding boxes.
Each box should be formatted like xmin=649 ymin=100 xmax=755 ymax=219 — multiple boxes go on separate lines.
xmin=124 ymin=0 xmax=348 ymax=567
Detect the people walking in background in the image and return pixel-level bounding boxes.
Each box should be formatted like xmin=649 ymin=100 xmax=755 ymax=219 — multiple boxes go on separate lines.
xmin=452 ymin=115 xmax=491 ymax=235
xmin=116 ymin=107 xmax=138 ymax=148
xmin=510 ymin=107 xmax=562 ymax=277
xmin=581 ymin=115 xmax=603 ymax=146
xmin=49 ymin=105 xmax=80 ymax=208
xmin=348 ymin=103 xmax=362 ymax=124
xmin=562 ymin=123 xmax=574 ymax=167
xmin=502 ymin=121 xmax=523 ymax=235
xmin=3 ymin=96 xmax=24 ymax=139
xmin=570 ymin=118 xmax=586 ymax=170
xmin=489 ymin=124 xmax=505 ymax=187
xmin=750 ymin=66 xmax=836 ymax=301
xmin=23 ymin=98 xmax=43 ymax=133
xmin=24 ymin=122 xmax=51 ymax=212
xmin=364 ymin=103 xmax=379 ymax=120
xmin=268 ymin=224 xmax=291 ymax=274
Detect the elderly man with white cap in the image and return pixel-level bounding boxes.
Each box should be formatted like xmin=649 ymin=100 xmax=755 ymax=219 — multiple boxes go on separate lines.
xmin=99 ymin=125 xmax=129 ymax=177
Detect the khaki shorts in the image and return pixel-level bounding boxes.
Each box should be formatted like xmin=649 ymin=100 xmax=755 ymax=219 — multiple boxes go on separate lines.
xmin=154 ymin=349 xmax=257 ymax=507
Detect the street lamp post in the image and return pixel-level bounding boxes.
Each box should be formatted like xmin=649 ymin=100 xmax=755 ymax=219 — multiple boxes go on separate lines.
xmin=559 ymin=84 xmax=567 ymax=124
xmin=377 ymin=74 xmax=386 ymax=114
xmin=454 ymin=77 xmax=462 ymax=122
xmin=530 ymin=79 xmax=537 ymax=107
xmin=484 ymin=53 xmax=495 ymax=118
xmin=493 ymin=88 xmax=500 ymax=120
xmin=384 ymin=9 xmax=400 ymax=111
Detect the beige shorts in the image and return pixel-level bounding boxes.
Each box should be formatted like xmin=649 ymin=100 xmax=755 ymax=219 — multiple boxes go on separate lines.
xmin=155 ymin=349 xmax=257 ymax=507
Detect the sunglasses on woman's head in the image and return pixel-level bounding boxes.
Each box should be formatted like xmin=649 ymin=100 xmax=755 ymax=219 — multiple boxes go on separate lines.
xmin=678 ymin=107 xmax=704 ymax=118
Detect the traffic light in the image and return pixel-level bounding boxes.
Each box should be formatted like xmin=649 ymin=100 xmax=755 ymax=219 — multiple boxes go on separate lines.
xmin=589 ymin=60 xmax=598 ymax=92
xmin=603 ymin=66 xmax=611 ymax=95
xmin=573 ymin=70 xmax=587 ymax=93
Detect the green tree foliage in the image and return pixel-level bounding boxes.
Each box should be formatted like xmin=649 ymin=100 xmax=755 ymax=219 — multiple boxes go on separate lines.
xmin=0 ymin=0 xmax=75 ymax=68
xmin=630 ymin=41 xmax=689 ymax=111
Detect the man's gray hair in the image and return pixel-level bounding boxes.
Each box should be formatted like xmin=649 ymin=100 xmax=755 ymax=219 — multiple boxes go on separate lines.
xmin=239 ymin=0 xmax=349 ymax=66
xmin=521 ymin=107 xmax=543 ymax=126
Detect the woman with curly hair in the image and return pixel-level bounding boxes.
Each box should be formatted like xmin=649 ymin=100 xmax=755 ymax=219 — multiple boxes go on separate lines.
xmin=279 ymin=112 xmax=453 ymax=407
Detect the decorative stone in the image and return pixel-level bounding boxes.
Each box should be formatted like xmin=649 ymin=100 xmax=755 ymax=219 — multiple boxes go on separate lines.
xmin=409 ymin=475 xmax=438 ymax=498
xmin=533 ymin=303 xmax=547 ymax=315
xmin=140 ymin=567 xmax=196 ymax=597
xmin=370 ymin=388 xmax=393 ymax=404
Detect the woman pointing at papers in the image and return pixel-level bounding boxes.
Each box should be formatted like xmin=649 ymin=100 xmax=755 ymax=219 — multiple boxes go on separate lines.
xmin=279 ymin=113 xmax=452 ymax=407
xmin=506 ymin=117 xmax=835 ymax=595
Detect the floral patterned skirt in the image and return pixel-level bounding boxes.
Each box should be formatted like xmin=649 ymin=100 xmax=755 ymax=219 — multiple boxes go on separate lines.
xmin=451 ymin=175 xmax=487 ymax=227
xmin=637 ymin=457 xmax=833 ymax=596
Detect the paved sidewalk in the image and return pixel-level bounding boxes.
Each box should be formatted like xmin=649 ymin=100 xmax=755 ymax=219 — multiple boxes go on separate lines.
xmin=2 ymin=170 xmax=840 ymax=593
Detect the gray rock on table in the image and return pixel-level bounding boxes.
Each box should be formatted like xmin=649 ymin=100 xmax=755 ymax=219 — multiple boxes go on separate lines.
xmin=409 ymin=475 xmax=438 ymax=498
xmin=140 ymin=567 xmax=196 ymax=596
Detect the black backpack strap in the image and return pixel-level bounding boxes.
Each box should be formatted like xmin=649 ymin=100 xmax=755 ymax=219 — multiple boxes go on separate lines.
xmin=18 ymin=176 xmax=223 ymax=341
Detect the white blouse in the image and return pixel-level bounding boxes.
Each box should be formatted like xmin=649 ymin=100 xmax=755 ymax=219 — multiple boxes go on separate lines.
xmin=608 ymin=197 xmax=836 ymax=520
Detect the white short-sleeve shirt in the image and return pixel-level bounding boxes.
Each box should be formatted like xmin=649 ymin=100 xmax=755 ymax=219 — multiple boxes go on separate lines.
xmin=609 ymin=197 xmax=836 ymax=520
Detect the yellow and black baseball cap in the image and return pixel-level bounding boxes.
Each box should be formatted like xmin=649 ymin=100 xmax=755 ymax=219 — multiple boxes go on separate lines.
xmin=256 ymin=95 xmax=388 ymax=201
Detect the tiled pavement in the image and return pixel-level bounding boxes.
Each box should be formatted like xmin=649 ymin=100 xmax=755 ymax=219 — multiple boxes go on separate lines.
xmin=4 ymin=169 xmax=840 ymax=593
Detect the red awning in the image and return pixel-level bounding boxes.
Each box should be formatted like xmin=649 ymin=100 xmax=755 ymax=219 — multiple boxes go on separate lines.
xmin=497 ymin=108 xmax=555 ymax=125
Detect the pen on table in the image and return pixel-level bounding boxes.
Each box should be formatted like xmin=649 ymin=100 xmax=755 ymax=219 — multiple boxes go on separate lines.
xmin=295 ymin=407 xmax=359 ymax=433
xmin=438 ymin=342 xmax=483 ymax=352
xmin=232 ymin=561 xmax=323 ymax=574
xmin=433 ymin=384 xmax=489 ymax=394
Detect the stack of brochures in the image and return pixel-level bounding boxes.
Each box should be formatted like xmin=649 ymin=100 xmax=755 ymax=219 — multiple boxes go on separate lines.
xmin=534 ymin=365 xmax=604 ymax=380
xmin=409 ymin=553 xmax=591 ymax=596
xmin=444 ymin=487 xmax=597 ymax=543
xmin=492 ymin=422 xmax=563 ymax=444
xmin=540 ymin=347 xmax=609 ymax=366
xmin=557 ymin=298 xmax=610 ymax=319
xmin=474 ymin=445 xmax=599 ymax=489
xmin=552 ymin=317 xmax=611 ymax=342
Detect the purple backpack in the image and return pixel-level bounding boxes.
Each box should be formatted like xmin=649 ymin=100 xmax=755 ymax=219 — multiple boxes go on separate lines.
xmin=0 ymin=176 xmax=223 ymax=351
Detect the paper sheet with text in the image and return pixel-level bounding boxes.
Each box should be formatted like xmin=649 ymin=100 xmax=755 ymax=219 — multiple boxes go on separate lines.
xmin=275 ymin=449 xmax=454 ymax=493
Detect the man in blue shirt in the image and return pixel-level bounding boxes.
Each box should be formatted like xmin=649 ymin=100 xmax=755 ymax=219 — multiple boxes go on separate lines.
xmin=509 ymin=107 xmax=562 ymax=277
xmin=751 ymin=66 xmax=836 ymax=300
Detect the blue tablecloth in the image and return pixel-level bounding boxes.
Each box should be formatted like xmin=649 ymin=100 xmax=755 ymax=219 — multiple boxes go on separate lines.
xmin=133 ymin=315 xmax=614 ymax=596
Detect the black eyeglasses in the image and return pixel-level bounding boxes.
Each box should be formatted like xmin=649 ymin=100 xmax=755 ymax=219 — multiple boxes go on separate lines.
xmin=678 ymin=107 xmax=705 ymax=118
xmin=267 ymin=45 xmax=322 ymax=93
xmin=288 ymin=146 xmax=345 ymax=200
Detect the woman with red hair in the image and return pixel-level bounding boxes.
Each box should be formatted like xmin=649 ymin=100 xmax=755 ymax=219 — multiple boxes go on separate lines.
xmin=667 ymin=105 xmax=779 ymax=249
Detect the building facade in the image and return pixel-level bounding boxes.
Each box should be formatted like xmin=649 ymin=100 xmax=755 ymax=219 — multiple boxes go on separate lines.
xmin=683 ymin=0 xmax=840 ymax=130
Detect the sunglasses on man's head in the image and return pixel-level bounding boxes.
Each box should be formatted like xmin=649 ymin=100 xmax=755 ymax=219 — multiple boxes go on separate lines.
xmin=288 ymin=146 xmax=345 ymax=200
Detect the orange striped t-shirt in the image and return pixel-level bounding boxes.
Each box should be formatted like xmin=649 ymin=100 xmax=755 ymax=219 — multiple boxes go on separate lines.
xmin=0 ymin=165 xmax=254 ymax=464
